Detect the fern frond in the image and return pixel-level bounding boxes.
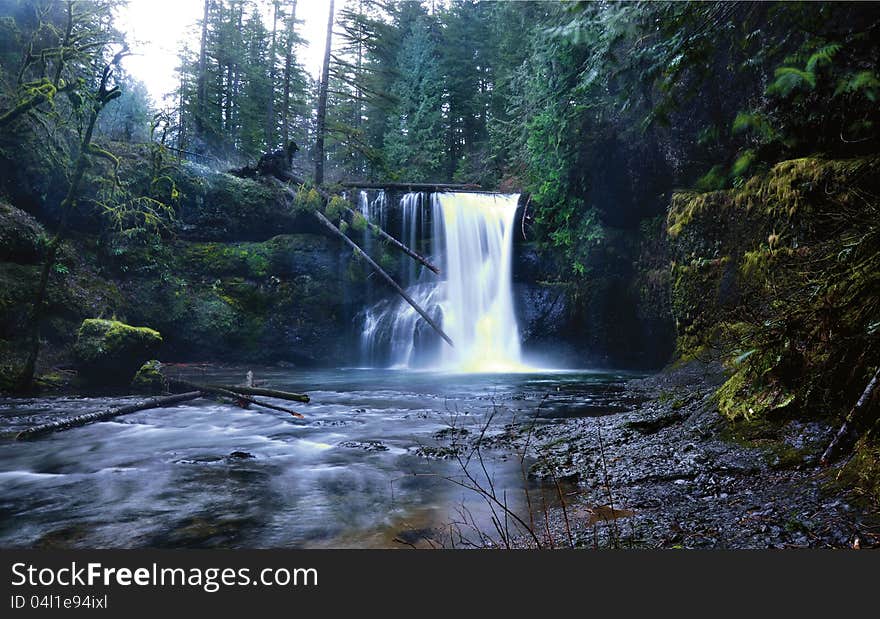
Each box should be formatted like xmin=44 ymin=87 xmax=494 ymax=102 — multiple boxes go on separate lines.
xmin=834 ymin=71 xmax=880 ymax=101
xmin=767 ymin=66 xmax=816 ymax=97
xmin=731 ymin=149 xmax=756 ymax=178
xmin=805 ymin=42 xmax=841 ymax=73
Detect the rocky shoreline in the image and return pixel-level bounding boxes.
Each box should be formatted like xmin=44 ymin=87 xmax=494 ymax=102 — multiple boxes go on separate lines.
xmin=445 ymin=361 xmax=878 ymax=549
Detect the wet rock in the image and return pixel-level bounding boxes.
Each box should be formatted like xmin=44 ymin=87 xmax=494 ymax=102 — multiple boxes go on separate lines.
xmin=410 ymin=445 xmax=461 ymax=460
xmin=131 ymin=359 xmax=165 ymax=394
xmin=625 ymin=411 xmax=685 ymax=434
xmin=73 ymin=319 xmax=162 ymax=387
xmin=338 ymin=440 xmax=388 ymax=452
xmin=0 ymin=201 xmax=44 ymax=263
xmin=228 ymin=451 xmax=255 ymax=460
xmin=434 ymin=427 xmax=469 ymax=440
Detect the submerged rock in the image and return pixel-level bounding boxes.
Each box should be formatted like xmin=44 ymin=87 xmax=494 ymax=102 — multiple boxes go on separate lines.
xmin=73 ymin=319 xmax=162 ymax=387
xmin=338 ymin=440 xmax=389 ymax=452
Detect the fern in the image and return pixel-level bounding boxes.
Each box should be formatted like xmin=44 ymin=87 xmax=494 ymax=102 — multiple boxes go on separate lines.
xmin=805 ymin=42 xmax=841 ymax=73
xmin=697 ymin=125 xmax=720 ymax=146
xmin=731 ymin=111 xmax=777 ymax=140
xmin=695 ymin=165 xmax=727 ymax=191
xmin=731 ymin=149 xmax=756 ymax=178
xmin=834 ymin=71 xmax=880 ymax=101
xmin=767 ymin=66 xmax=816 ymax=97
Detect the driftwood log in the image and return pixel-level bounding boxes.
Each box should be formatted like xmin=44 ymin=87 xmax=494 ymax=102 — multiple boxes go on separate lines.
xmin=315 ymin=210 xmax=454 ymax=348
xmin=14 ymin=391 xmax=203 ymax=440
xmin=215 ymin=384 xmax=310 ymax=403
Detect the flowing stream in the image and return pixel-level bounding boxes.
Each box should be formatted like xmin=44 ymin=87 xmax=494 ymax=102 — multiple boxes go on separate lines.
xmin=0 ymin=368 xmax=635 ymax=548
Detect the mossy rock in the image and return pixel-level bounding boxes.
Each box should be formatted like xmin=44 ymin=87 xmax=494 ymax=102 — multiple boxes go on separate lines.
xmin=131 ymin=359 xmax=165 ymax=394
xmin=714 ymin=364 xmax=796 ymax=421
xmin=73 ymin=319 xmax=163 ymax=386
xmin=0 ymin=202 xmax=46 ymax=263
xmin=171 ymin=165 xmax=303 ymax=241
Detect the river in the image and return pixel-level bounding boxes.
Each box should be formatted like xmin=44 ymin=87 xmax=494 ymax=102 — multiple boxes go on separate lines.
xmin=0 ymin=367 xmax=635 ymax=548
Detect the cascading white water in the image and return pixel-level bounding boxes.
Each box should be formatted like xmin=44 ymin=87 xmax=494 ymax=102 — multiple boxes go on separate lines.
xmin=361 ymin=191 xmax=526 ymax=372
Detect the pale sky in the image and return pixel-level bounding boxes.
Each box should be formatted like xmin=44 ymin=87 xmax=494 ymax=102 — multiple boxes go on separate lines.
xmin=115 ymin=0 xmax=343 ymax=106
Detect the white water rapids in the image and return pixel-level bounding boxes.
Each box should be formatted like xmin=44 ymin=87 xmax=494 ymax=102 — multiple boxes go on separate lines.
xmin=361 ymin=191 xmax=528 ymax=372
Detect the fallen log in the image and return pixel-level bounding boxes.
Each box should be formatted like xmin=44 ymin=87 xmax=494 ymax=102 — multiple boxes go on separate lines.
xmin=14 ymin=391 xmax=203 ymax=440
xmin=315 ymin=210 xmax=454 ymax=348
xmin=168 ymin=380 xmax=305 ymax=418
xmin=821 ymin=367 xmax=880 ymax=465
xmin=272 ymin=177 xmax=440 ymax=276
xmin=340 ymin=182 xmax=482 ymax=191
xmin=216 ymin=384 xmax=310 ymax=403
xmin=267 ymin=177 xmax=453 ymax=346
xmin=343 ymin=204 xmax=440 ymax=275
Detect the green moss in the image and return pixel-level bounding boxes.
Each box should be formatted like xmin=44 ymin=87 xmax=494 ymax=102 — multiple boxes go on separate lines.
xmin=73 ymin=319 xmax=162 ymax=386
xmin=293 ymin=187 xmax=322 ymax=213
xmin=325 ymin=195 xmax=348 ymax=221
xmin=831 ymin=436 xmax=880 ymax=508
xmin=669 ymin=156 xmax=880 ymax=240
xmin=183 ymin=243 xmax=271 ymax=278
xmin=0 ymin=201 xmax=46 ymax=263
xmin=714 ymin=364 xmax=796 ymax=421
xmin=667 ymin=191 xmax=727 ymax=238
xmin=214 ymin=278 xmax=272 ymax=313
xmin=670 ymin=257 xmax=731 ymax=358
xmin=351 ymin=211 xmax=368 ymax=232
xmin=131 ymin=359 xmax=165 ymax=394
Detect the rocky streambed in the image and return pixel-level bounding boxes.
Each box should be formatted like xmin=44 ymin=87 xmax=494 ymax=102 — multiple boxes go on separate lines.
xmin=439 ymin=361 xmax=876 ymax=549
xmin=1 ymin=362 xmax=875 ymax=549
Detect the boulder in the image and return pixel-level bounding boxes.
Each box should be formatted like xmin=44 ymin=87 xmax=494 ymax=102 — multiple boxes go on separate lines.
xmin=131 ymin=359 xmax=165 ymax=394
xmin=0 ymin=201 xmax=45 ymax=263
xmin=73 ymin=319 xmax=162 ymax=386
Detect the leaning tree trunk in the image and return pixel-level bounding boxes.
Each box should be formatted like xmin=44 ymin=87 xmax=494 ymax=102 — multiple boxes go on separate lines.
xmin=821 ymin=367 xmax=880 ymax=465
xmin=314 ymin=211 xmax=454 ymax=348
xmin=343 ymin=204 xmax=440 ymax=275
xmin=314 ymin=0 xmax=334 ymax=186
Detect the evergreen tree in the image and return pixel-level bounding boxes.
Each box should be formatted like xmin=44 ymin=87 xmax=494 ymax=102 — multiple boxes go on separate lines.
xmin=382 ymin=14 xmax=444 ymax=181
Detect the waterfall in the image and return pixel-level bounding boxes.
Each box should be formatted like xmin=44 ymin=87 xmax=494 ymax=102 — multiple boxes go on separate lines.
xmin=361 ymin=191 xmax=526 ymax=372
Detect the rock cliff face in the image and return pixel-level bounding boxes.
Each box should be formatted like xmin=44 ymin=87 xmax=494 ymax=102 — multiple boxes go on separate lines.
xmin=1 ymin=150 xmax=682 ymax=381
xmin=511 ymin=220 xmax=675 ymax=370
xmin=0 ymin=158 xmax=367 ymax=386
xmin=665 ymin=156 xmax=880 ymax=423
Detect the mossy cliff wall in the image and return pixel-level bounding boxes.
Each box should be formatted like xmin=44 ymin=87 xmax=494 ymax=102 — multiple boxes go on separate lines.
xmin=667 ymin=156 xmax=880 ymax=363
xmin=512 ymin=216 xmax=675 ymax=370
xmin=667 ymin=156 xmax=880 ymax=427
xmin=0 ymin=157 xmax=365 ymax=383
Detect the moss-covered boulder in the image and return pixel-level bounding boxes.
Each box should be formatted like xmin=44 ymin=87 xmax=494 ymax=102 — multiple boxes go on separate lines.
xmin=131 ymin=359 xmax=165 ymax=394
xmin=0 ymin=201 xmax=45 ymax=263
xmin=73 ymin=319 xmax=162 ymax=386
